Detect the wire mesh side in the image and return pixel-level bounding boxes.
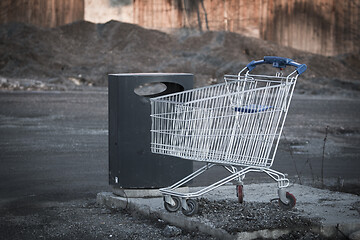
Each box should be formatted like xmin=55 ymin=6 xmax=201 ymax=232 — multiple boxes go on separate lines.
xmin=151 ymin=75 xmax=296 ymax=167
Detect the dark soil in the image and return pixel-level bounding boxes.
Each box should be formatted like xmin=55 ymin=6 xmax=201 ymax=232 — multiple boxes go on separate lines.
xmin=194 ymin=198 xmax=337 ymax=239
xmin=198 ymin=199 xmax=316 ymax=233
xmin=0 ymin=20 xmax=359 ymax=94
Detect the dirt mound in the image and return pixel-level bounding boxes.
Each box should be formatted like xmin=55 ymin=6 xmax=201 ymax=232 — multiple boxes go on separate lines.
xmin=0 ymin=20 xmax=174 ymax=88
xmin=0 ymin=20 xmax=359 ymax=93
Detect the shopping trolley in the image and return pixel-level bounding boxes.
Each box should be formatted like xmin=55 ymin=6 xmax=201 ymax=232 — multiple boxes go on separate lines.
xmin=150 ymin=56 xmax=307 ymax=216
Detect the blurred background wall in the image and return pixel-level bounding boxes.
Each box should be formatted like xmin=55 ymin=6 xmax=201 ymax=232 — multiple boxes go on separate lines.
xmin=0 ymin=0 xmax=358 ymax=56
xmin=131 ymin=0 xmax=359 ymax=56
xmin=85 ymin=0 xmax=133 ymax=24
xmin=0 ymin=0 xmax=84 ymax=28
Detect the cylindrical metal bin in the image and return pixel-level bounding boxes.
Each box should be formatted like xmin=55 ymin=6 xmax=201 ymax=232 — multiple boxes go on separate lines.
xmin=108 ymin=73 xmax=193 ymax=189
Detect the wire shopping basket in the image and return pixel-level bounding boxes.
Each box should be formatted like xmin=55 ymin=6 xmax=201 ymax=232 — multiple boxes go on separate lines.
xmin=150 ymin=56 xmax=307 ymax=216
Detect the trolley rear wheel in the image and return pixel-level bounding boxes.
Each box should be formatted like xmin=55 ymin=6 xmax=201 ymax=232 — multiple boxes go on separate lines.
xmin=236 ymin=185 xmax=244 ymax=203
xmin=181 ymin=199 xmax=198 ymax=216
xmin=164 ymin=196 xmax=181 ymax=212
xmin=279 ymin=192 xmax=296 ymax=209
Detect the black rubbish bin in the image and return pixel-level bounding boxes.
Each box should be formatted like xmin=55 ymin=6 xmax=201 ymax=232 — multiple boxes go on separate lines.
xmin=108 ymin=73 xmax=193 ymax=189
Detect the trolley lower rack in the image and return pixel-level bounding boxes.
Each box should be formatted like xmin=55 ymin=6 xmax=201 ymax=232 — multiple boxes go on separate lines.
xmin=150 ymin=56 xmax=307 ymax=216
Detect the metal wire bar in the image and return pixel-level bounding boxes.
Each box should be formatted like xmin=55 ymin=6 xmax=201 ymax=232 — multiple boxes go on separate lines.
xmin=152 ymin=67 xmax=300 ymax=203
xmin=151 ymin=73 xmax=295 ymax=167
xmin=159 ymin=165 xmax=290 ymax=198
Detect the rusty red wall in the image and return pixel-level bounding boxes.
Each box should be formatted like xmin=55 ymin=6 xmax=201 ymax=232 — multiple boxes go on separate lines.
xmin=260 ymin=0 xmax=360 ymax=56
xmin=133 ymin=0 xmax=360 ymax=56
xmin=1 ymin=0 xmax=357 ymax=55
xmin=0 ymin=0 xmax=84 ymax=28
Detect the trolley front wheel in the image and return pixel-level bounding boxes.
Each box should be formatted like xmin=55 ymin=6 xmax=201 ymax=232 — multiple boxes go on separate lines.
xmin=164 ymin=196 xmax=181 ymax=212
xmin=236 ymin=185 xmax=244 ymax=203
xmin=278 ymin=192 xmax=296 ymax=209
xmin=181 ymin=199 xmax=198 ymax=216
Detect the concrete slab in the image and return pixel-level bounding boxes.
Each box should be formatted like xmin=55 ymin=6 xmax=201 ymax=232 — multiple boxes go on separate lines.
xmin=350 ymin=230 xmax=360 ymax=240
xmin=112 ymin=186 xmax=189 ymax=198
xmin=194 ymin=183 xmax=360 ymax=238
xmin=97 ymin=192 xmax=233 ymax=239
xmin=97 ymin=183 xmax=360 ymax=239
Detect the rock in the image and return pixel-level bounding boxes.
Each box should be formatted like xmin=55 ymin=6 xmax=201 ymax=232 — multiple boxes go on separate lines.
xmin=349 ymin=230 xmax=360 ymax=240
xmin=162 ymin=225 xmax=182 ymax=237
xmin=0 ymin=77 xmax=7 ymax=84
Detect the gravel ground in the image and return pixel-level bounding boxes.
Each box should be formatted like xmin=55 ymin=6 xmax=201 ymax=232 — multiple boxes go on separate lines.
xmin=0 ymin=195 xmax=214 ymax=240
xmin=1 ymin=91 xmax=358 ymax=239
xmin=198 ymin=199 xmax=315 ymax=233
xmin=0 ymin=195 xmax=335 ymax=240
xmin=196 ymin=198 xmax=333 ymax=239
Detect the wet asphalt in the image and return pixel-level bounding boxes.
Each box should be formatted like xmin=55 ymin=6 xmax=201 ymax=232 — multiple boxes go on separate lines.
xmin=0 ymin=90 xmax=359 ymax=205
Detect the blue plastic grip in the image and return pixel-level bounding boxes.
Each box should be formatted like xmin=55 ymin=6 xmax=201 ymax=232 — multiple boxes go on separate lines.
xmin=246 ymin=56 xmax=307 ymax=75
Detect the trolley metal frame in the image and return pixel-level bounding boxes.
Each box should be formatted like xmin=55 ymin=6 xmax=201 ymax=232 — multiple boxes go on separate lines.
xmin=150 ymin=56 xmax=307 ymax=215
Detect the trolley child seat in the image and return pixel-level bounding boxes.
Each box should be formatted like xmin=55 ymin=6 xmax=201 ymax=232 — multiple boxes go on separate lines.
xmin=150 ymin=56 xmax=307 ymax=216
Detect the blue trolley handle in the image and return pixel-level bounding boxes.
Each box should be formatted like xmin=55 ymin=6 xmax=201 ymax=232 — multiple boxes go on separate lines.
xmin=246 ymin=56 xmax=307 ymax=75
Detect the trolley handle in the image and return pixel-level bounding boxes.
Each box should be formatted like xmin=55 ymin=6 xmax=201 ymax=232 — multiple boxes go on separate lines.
xmin=246 ymin=56 xmax=307 ymax=75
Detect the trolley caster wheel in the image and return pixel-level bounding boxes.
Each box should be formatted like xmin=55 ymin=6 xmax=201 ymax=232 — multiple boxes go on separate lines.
xmin=164 ymin=196 xmax=181 ymax=212
xmin=181 ymin=199 xmax=198 ymax=217
xmin=236 ymin=185 xmax=244 ymax=203
xmin=278 ymin=192 xmax=296 ymax=210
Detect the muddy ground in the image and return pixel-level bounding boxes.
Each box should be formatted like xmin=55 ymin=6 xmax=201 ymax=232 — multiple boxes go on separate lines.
xmin=0 ymin=20 xmax=359 ymax=239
